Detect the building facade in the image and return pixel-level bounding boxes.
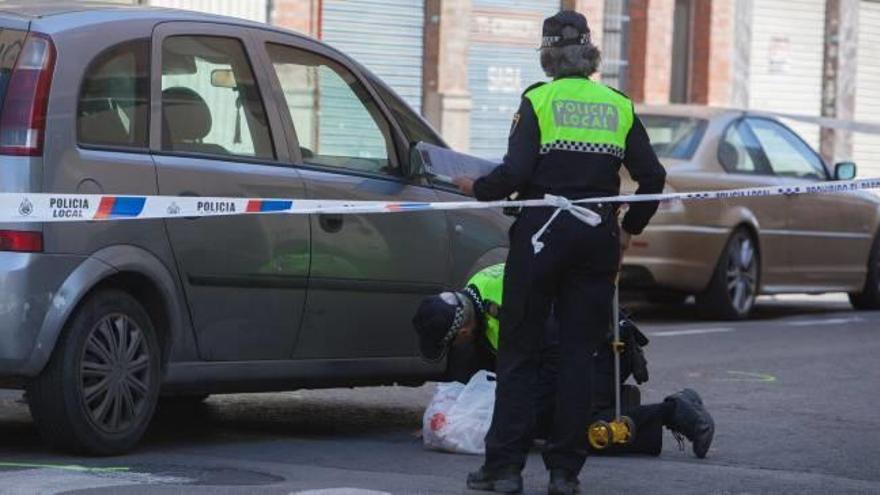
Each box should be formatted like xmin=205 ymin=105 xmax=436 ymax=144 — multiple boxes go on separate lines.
xmin=124 ymin=0 xmax=880 ymax=175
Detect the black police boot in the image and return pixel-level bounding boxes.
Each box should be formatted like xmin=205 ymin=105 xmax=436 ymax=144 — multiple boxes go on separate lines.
xmin=548 ymin=469 xmax=581 ymax=495
xmin=466 ymin=465 xmax=523 ymax=493
xmin=665 ymin=388 xmax=715 ymax=458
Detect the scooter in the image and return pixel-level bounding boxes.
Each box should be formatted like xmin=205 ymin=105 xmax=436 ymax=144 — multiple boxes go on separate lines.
xmin=587 ymin=279 xmax=636 ymax=450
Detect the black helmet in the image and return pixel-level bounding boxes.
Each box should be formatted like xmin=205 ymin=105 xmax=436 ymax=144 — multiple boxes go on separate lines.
xmin=412 ymin=292 xmax=469 ymax=361
xmin=541 ymin=10 xmax=591 ymax=48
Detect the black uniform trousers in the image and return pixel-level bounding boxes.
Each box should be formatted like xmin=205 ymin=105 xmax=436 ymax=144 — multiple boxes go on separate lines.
xmin=485 ymin=207 xmax=619 ymax=474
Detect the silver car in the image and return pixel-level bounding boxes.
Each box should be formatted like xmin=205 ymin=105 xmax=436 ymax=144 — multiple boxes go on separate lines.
xmin=0 ymin=3 xmax=509 ymax=454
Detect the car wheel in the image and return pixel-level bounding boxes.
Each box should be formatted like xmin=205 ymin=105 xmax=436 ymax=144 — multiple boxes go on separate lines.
xmin=26 ymin=289 xmax=161 ymax=455
xmin=849 ymin=234 xmax=880 ymax=310
xmin=697 ymin=229 xmax=759 ymax=320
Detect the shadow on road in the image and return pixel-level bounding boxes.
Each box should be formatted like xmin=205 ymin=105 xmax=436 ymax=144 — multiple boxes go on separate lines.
xmin=145 ymin=391 xmax=426 ymax=449
xmin=0 ymin=391 xmax=427 ymax=456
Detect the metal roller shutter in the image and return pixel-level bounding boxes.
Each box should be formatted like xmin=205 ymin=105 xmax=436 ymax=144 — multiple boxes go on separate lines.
xmin=469 ymin=0 xmax=561 ymax=159
xmin=322 ymin=0 xmax=425 ymax=111
xmin=854 ymin=0 xmax=880 ymax=179
xmin=147 ymin=0 xmax=268 ymax=22
xmin=747 ymin=0 xmax=825 ymax=148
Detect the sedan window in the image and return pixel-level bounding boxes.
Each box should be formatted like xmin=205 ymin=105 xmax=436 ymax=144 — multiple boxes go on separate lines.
xmin=266 ymin=43 xmax=397 ymax=176
xmin=641 ymin=115 xmax=706 ymax=159
xmin=719 ymin=120 xmax=771 ymax=175
xmin=745 ymin=118 xmax=827 ymax=180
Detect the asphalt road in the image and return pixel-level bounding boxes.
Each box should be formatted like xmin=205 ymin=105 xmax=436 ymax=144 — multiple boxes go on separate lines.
xmin=1 ymin=294 xmax=879 ymax=494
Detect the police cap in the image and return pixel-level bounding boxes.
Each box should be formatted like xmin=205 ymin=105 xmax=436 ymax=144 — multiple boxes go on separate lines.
xmin=541 ymin=10 xmax=591 ymax=48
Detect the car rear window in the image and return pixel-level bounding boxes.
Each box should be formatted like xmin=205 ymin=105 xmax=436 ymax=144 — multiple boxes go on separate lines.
xmin=641 ymin=115 xmax=707 ymax=159
xmin=78 ymin=39 xmax=150 ymax=149
xmin=0 ymin=29 xmax=29 ymax=115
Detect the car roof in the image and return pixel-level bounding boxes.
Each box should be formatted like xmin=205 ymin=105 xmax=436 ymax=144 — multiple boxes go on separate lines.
xmin=636 ymin=104 xmax=744 ymax=120
xmin=0 ymin=2 xmax=154 ymax=19
xmin=0 ymin=1 xmax=278 ymax=32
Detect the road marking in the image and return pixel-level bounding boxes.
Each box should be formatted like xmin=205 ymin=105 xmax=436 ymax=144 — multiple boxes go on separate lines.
xmin=720 ymin=371 xmax=777 ymax=383
xmin=0 ymin=462 xmax=129 ymax=473
xmin=0 ymin=468 xmax=190 ymax=495
xmin=649 ymin=327 xmax=734 ymax=337
xmin=785 ymin=317 xmax=863 ymax=327
xmin=291 ymin=490 xmax=391 ymax=495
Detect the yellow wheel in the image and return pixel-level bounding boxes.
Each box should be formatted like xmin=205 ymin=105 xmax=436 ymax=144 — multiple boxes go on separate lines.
xmin=609 ymin=416 xmax=635 ymax=445
xmin=588 ymin=420 xmax=612 ymax=450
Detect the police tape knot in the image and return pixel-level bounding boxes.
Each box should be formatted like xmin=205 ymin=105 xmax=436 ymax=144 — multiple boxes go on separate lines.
xmin=531 ymin=195 xmax=603 ymax=255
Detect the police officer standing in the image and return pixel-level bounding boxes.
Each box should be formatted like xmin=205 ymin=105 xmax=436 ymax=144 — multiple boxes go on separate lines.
xmin=453 ymin=10 xmax=666 ymax=494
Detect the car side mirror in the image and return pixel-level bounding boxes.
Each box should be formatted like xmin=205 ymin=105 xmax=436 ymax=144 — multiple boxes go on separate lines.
xmin=834 ymin=161 xmax=857 ymax=181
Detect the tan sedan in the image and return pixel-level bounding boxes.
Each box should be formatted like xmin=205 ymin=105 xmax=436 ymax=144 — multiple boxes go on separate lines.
xmin=622 ymin=105 xmax=880 ymax=319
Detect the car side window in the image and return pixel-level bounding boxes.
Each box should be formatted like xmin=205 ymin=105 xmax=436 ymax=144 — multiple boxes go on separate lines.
xmin=718 ymin=120 xmax=770 ymax=175
xmin=78 ymin=39 xmax=150 ymax=149
xmin=745 ymin=118 xmax=826 ymax=180
xmin=372 ymin=81 xmax=445 ymax=148
xmin=266 ymin=43 xmax=397 ymax=176
xmin=161 ymin=36 xmax=274 ymax=159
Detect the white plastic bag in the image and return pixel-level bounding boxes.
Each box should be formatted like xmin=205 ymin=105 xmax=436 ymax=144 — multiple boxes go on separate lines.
xmin=422 ymin=370 xmax=496 ymax=455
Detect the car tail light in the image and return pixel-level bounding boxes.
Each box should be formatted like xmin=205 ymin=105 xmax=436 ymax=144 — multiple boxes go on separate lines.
xmin=0 ymin=33 xmax=56 ymax=156
xmin=0 ymin=230 xmax=43 ymax=252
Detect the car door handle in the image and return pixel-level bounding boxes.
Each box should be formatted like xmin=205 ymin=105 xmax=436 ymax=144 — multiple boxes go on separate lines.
xmin=318 ymin=214 xmax=344 ymax=233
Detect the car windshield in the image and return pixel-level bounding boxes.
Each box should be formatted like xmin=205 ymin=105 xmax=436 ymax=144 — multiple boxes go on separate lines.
xmin=641 ymin=115 xmax=708 ymax=159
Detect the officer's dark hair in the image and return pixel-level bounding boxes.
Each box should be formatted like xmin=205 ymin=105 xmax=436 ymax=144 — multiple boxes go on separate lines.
xmin=540 ymin=26 xmax=601 ymax=78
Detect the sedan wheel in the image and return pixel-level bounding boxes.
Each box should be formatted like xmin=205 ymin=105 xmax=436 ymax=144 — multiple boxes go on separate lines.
xmin=849 ymin=233 xmax=880 ymax=310
xmin=697 ymin=229 xmax=760 ymax=320
xmin=725 ymin=235 xmax=758 ymax=315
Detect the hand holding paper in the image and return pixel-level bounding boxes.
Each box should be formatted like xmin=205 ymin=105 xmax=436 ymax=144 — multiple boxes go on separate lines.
xmin=454 ymin=177 xmax=475 ymax=196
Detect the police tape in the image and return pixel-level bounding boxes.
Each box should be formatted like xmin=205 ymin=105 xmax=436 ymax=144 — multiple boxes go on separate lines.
xmin=2 ymin=177 xmax=880 ymax=223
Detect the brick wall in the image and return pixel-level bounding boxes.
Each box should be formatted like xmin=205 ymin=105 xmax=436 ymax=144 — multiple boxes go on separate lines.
xmin=272 ymin=0 xmax=319 ymax=37
xmin=627 ymin=0 xmax=648 ymax=101
xmin=690 ymin=0 xmax=711 ymax=104
xmin=706 ymin=0 xmax=735 ymax=106
xmin=626 ymin=0 xmax=736 ymax=106
xmin=627 ymin=0 xmax=674 ymax=103
xmin=643 ymin=0 xmax=674 ymax=103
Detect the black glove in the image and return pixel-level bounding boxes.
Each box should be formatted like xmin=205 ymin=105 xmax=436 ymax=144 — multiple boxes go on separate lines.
xmin=620 ymin=311 xmax=650 ymax=385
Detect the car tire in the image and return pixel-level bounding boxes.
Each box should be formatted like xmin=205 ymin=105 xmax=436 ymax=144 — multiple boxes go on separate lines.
xmin=26 ymin=289 xmax=161 ymax=455
xmin=849 ymin=234 xmax=880 ymax=310
xmin=696 ymin=228 xmax=759 ymax=320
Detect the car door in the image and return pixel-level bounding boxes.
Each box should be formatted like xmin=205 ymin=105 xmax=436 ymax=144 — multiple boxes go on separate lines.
xmin=744 ymin=117 xmax=872 ymax=290
xmin=715 ymin=118 xmax=791 ymax=290
xmin=259 ymin=36 xmax=451 ymax=359
xmin=150 ymin=23 xmax=310 ymax=361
